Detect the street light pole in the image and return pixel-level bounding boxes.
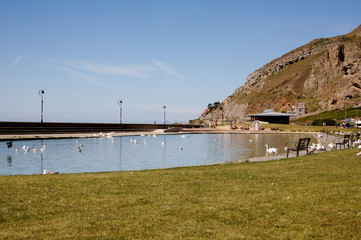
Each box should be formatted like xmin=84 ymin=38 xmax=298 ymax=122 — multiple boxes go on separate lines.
xmin=38 ymin=90 xmax=45 ymax=124
xmin=117 ymin=100 xmax=123 ymax=124
xmin=162 ymin=106 xmax=166 ymax=129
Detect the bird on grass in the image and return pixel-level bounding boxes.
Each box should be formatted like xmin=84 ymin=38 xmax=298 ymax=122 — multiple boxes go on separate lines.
xmin=353 ymin=139 xmax=361 ymax=147
xmin=328 ymin=142 xmax=336 ymax=150
xmin=308 ymin=144 xmax=317 ymax=154
xmin=43 ymin=169 xmax=59 ymax=174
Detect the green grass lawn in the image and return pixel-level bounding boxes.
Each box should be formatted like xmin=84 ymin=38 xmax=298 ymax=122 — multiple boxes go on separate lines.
xmin=237 ymin=122 xmax=349 ymax=133
xmin=1 ymin=148 xmax=361 ymax=239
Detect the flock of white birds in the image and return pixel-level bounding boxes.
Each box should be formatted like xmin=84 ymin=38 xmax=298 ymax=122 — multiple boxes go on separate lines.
xmin=264 ymin=132 xmax=361 ymax=156
xmin=4 ymin=131 xmax=361 ymax=174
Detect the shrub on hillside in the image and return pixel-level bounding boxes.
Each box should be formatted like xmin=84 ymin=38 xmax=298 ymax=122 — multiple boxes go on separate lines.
xmin=311 ymin=118 xmax=336 ymax=126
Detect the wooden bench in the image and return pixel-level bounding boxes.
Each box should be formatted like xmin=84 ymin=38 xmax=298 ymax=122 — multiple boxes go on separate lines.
xmin=335 ymin=134 xmax=350 ymax=150
xmin=286 ymin=138 xmax=311 ymax=158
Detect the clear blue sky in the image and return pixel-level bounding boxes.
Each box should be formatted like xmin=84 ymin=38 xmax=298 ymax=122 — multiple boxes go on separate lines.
xmin=1 ymin=0 xmax=360 ymax=123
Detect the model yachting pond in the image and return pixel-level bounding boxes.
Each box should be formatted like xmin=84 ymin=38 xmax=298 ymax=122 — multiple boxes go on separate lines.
xmin=0 ymin=133 xmax=315 ymax=175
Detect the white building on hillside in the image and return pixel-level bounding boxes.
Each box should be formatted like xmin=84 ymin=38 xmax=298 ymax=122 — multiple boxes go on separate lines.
xmin=292 ymin=103 xmax=307 ymax=116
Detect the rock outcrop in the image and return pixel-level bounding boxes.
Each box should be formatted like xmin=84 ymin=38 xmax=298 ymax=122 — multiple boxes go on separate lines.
xmin=199 ymin=25 xmax=361 ymax=123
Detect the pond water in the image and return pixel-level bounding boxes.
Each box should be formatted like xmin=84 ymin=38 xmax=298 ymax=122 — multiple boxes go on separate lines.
xmin=0 ymin=133 xmax=314 ymax=176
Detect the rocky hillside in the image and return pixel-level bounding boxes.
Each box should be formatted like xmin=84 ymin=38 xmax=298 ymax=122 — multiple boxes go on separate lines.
xmin=198 ymin=25 xmax=361 ymax=124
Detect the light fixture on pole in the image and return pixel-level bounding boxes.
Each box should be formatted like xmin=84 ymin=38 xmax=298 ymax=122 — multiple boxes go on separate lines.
xmin=162 ymin=106 xmax=166 ymax=129
xmin=38 ymin=90 xmax=45 ymax=124
xmin=117 ymin=100 xmax=123 ymax=124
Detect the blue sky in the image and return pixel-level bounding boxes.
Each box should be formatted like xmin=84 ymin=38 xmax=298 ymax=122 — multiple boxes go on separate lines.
xmin=1 ymin=0 xmax=360 ymax=123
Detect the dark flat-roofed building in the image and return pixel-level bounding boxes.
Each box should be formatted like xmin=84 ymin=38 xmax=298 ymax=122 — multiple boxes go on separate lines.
xmin=246 ymin=109 xmax=294 ymax=124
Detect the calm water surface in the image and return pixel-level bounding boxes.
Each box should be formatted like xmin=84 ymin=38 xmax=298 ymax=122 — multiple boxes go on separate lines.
xmin=0 ymin=133 xmax=314 ymax=175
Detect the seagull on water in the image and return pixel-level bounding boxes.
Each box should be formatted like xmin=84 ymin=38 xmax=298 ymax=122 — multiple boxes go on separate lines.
xmin=76 ymin=144 xmax=83 ymax=152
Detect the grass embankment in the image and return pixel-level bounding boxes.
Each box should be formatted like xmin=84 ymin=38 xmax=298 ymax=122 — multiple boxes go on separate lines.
xmin=1 ymin=148 xmax=361 ymax=239
xmin=292 ymin=107 xmax=361 ymax=125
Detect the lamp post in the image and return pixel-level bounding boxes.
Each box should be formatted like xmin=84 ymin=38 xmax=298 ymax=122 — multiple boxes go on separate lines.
xmin=117 ymin=100 xmax=123 ymax=124
xmin=162 ymin=106 xmax=166 ymax=129
xmin=38 ymin=90 xmax=45 ymax=124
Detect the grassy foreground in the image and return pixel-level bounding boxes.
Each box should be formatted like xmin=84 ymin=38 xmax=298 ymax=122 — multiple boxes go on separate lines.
xmin=1 ymin=149 xmax=361 ymax=239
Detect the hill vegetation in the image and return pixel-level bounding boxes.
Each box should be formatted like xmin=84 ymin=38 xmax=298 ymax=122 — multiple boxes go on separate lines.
xmin=198 ymin=25 xmax=361 ymax=125
xmin=292 ymin=106 xmax=361 ymax=125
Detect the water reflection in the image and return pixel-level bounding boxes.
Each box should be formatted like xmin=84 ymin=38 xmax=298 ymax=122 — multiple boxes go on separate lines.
xmin=119 ymin=137 xmax=122 ymax=171
xmin=0 ymin=133 xmax=314 ymax=176
xmin=7 ymin=155 xmax=12 ymax=166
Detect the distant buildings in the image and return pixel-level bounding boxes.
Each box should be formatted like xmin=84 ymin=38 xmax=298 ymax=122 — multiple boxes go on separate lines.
xmin=246 ymin=103 xmax=307 ymax=124
xmin=246 ymin=109 xmax=294 ymax=124
xmin=289 ymin=103 xmax=307 ymax=116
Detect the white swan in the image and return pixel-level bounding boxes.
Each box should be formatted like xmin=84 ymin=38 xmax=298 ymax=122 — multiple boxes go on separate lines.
xmin=328 ymin=143 xmax=335 ymax=150
xmin=308 ymin=144 xmax=317 ymax=153
xmin=353 ymin=139 xmax=361 ymax=147
xmin=316 ymin=143 xmax=326 ymax=151
xmin=265 ymin=144 xmax=278 ymax=154
xmin=43 ymin=169 xmax=59 ymax=174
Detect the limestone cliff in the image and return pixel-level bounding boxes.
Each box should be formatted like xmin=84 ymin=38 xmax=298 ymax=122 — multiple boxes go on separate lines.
xmin=199 ymin=25 xmax=361 ymax=123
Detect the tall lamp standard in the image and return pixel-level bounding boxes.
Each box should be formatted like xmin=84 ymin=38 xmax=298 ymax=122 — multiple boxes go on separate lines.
xmin=38 ymin=90 xmax=45 ymax=124
xmin=162 ymin=106 xmax=166 ymax=129
xmin=117 ymin=100 xmax=123 ymax=125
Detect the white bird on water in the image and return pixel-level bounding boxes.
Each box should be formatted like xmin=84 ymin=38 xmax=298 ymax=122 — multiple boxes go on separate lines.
xmin=22 ymin=145 xmax=30 ymax=152
xmin=76 ymin=144 xmax=83 ymax=152
xmin=265 ymin=144 xmax=278 ymax=154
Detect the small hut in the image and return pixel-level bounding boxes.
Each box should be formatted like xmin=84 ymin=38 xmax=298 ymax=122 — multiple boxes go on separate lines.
xmin=246 ymin=109 xmax=294 ymax=124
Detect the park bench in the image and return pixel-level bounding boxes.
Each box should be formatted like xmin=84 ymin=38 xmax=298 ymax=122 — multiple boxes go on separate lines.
xmin=352 ymin=132 xmax=360 ymax=142
xmin=286 ymin=138 xmax=311 ymax=158
xmin=335 ymin=134 xmax=351 ymax=150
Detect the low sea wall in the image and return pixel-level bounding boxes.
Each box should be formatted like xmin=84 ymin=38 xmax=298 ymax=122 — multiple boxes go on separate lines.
xmin=0 ymin=121 xmax=203 ymax=135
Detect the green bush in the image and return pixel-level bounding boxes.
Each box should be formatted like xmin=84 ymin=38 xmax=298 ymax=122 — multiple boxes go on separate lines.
xmin=311 ymin=118 xmax=336 ymax=126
